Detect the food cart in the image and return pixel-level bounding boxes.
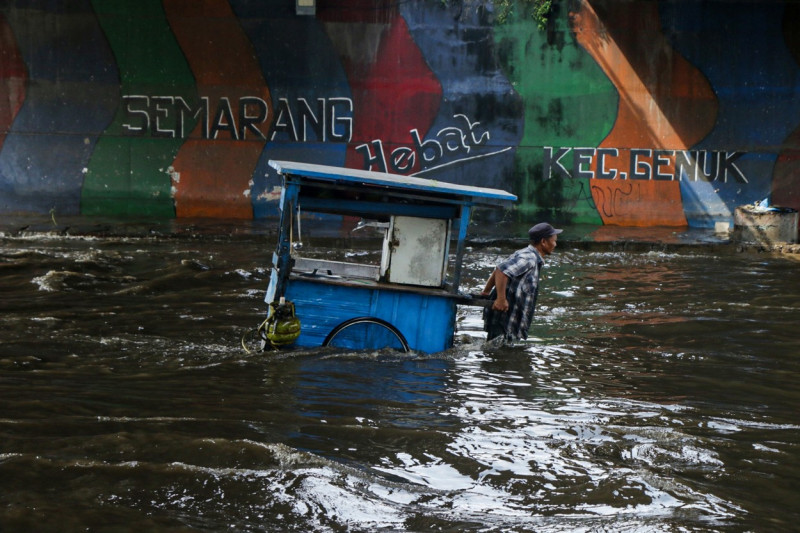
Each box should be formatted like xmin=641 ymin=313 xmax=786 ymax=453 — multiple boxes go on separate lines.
xmin=261 ymin=160 xmax=516 ymax=353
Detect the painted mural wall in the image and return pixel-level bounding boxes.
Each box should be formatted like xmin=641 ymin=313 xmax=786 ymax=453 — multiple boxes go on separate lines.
xmin=1 ymin=0 xmax=799 ymax=227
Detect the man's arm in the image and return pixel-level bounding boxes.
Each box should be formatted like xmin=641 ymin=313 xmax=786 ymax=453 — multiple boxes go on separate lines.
xmin=490 ymin=268 xmax=509 ymax=312
xmin=481 ymin=269 xmax=496 ymax=295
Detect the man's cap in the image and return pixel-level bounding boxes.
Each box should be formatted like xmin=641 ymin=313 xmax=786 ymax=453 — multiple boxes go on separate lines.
xmin=528 ymin=222 xmax=563 ymax=241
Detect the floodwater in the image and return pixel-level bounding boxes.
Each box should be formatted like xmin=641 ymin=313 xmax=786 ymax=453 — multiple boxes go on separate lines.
xmin=1 ymin=226 xmax=799 ymax=532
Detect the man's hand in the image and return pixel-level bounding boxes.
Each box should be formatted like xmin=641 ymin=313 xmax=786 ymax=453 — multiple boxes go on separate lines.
xmin=492 ymin=297 xmax=509 ymax=312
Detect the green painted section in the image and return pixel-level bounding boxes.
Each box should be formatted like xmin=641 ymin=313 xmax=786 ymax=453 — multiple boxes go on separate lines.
xmin=493 ymin=1 xmax=616 ymax=224
xmin=81 ymin=0 xmax=198 ymax=217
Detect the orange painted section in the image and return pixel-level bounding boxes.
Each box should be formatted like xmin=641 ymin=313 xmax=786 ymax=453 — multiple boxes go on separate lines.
xmin=572 ymin=0 xmax=717 ymax=226
xmin=0 ymin=15 xmax=26 ymax=152
xmin=164 ymin=0 xmax=269 ymax=218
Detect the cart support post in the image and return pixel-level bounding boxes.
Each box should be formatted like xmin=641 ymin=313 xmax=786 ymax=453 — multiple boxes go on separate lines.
xmin=451 ymin=204 xmax=471 ymax=294
xmin=274 ymin=180 xmax=300 ymax=300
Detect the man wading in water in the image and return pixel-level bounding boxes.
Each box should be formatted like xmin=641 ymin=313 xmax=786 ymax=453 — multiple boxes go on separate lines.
xmin=480 ymin=222 xmax=562 ymax=342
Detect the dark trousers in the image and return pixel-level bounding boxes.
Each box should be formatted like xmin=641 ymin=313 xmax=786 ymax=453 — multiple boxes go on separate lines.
xmin=483 ymin=291 xmax=507 ymax=341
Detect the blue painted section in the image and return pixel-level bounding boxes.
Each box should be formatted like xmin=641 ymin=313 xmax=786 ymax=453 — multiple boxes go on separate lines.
xmin=0 ymin=0 xmax=118 ymax=214
xmin=249 ymin=143 xmax=347 ymax=219
xmin=230 ymin=0 xmax=351 ymax=219
xmin=284 ymin=278 xmax=456 ymax=354
xmin=400 ymin=1 xmax=522 ymax=193
xmin=660 ymin=1 xmax=800 ymax=227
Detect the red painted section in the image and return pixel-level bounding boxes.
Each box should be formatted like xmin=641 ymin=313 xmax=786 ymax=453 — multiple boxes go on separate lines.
xmin=0 ymin=15 xmax=26 ymax=151
xmin=320 ymin=3 xmax=441 ymax=173
xmin=318 ymin=0 xmax=397 ymax=24
xmin=572 ymin=0 xmax=717 ymax=226
xmin=164 ymin=0 xmax=269 ymax=218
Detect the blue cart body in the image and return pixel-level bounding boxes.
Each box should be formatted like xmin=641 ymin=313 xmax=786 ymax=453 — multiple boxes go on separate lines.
xmin=264 ymin=160 xmax=516 ymax=354
xmin=285 ymin=279 xmax=456 ymax=354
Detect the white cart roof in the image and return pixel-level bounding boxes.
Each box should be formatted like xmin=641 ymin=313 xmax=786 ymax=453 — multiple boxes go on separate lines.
xmin=269 ymin=160 xmax=517 ymax=207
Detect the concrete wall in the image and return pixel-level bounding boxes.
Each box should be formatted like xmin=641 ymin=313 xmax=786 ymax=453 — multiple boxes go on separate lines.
xmin=1 ymin=0 xmax=798 ymax=227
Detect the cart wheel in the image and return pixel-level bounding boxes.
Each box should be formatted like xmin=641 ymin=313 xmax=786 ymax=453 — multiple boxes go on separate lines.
xmin=323 ymin=317 xmax=410 ymax=352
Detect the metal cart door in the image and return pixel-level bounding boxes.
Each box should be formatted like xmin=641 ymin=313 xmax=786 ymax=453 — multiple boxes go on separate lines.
xmin=381 ymin=216 xmax=450 ymax=287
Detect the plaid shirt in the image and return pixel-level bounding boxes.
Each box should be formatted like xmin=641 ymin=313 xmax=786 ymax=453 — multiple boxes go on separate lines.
xmin=493 ymin=245 xmax=544 ymax=340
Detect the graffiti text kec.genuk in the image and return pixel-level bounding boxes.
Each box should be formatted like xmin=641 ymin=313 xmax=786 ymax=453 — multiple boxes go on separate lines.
xmin=544 ymin=147 xmax=750 ymax=183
